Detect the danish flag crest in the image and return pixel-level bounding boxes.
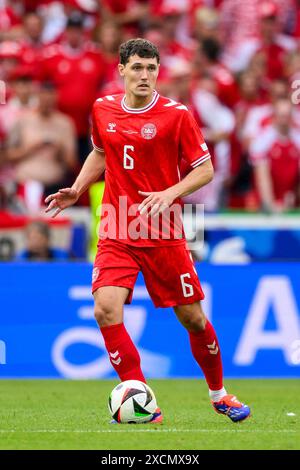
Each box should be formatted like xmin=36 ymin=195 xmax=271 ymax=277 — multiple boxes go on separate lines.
xmin=141 ymin=123 xmax=157 ymax=140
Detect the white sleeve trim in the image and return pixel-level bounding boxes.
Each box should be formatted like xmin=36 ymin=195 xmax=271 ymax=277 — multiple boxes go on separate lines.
xmin=190 ymin=153 xmax=211 ymax=168
xmin=91 ymin=136 xmax=104 ymax=152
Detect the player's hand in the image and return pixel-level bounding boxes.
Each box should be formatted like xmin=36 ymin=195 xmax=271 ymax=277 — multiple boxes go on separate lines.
xmin=138 ymin=189 xmax=176 ymax=217
xmin=44 ymin=187 xmax=79 ymax=218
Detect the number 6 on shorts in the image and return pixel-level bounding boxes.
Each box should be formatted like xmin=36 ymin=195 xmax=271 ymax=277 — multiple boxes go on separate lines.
xmin=180 ymin=273 xmax=194 ymax=297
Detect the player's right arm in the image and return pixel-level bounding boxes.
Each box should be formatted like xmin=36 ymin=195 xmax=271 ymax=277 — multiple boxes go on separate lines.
xmin=45 ymin=148 xmax=105 ymax=218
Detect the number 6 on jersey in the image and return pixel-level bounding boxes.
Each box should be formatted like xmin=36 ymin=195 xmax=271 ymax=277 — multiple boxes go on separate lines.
xmin=124 ymin=145 xmax=134 ymax=169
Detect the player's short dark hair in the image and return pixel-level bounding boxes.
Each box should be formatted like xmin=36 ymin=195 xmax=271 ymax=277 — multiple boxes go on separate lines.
xmin=119 ymin=38 xmax=160 ymax=65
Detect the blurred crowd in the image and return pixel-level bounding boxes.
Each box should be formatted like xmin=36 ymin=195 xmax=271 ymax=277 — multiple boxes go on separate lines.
xmin=1 ymin=0 xmax=300 ymax=216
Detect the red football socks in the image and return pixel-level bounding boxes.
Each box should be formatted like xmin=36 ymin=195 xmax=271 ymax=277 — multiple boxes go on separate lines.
xmin=188 ymin=320 xmax=223 ymax=391
xmin=100 ymin=323 xmax=146 ymax=383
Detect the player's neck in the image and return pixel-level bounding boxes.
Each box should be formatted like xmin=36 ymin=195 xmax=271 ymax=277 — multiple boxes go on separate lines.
xmin=124 ymin=91 xmax=154 ymax=109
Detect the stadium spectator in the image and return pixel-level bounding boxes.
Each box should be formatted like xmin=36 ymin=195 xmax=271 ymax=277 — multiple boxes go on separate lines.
xmin=226 ymin=69 xmax=268 ymax=209
xmin=149 ymin=5 xmax=197 ymax=83
xmin=161 ymin=57 xmax=192 ymax=105
xmin=229 ymin=77 xmax=291 ymax=208
xmin=0 ymin=237 xmax=15 ymax=260
xmin=242 ymin=78 xmax=290 ymax=150
xmin=192 ymin=6 xmax=221 ymax=43
xmin=244 ymin=1 xmax=297 ymax=82
xmin=0 ymin=66 xmax=37 ymax=213
xmin=220 ymin=0 xmax=296 ymax=72
xmin=250 ymin=99 xmax=300 ymax=212
xmin=19 ymin=11 xmax=46 ymax=79
xmin=144 ymin=25 xmax=179 ymax=84
xmin=144 ymin=14 xmax=194 ymax=89
xmin=22 ymin=10 xmax=44 ymax=45
xmin=285 ymin=49 xmax=300 ymax=83
xmin=94 ymin=20 xmax=124 ymax=95
xmin=0 ymin=0 xmax=22 ymax=40
xmin=0 ymin=66 xmax=36 ymax=139
xmin=40 ymin=0 xmax=100 ymax=44
xmin=0 ymin=40 xmax=22 ymax=84
xmin=101 ymin=0 xmax=148 ymax=32
xmin=6 ymin=81 xmax=78 ymax=213
xmin=196 ymin=37 xmax=239 ymax=108
xmin=184 ymin=75 xmax=235 ymax=211
xmin=235 ymin=70 xmax=265 ymax=141
xmin=40 ymin=11 xmax=105 ymax=163
xmin=16 ymin=220 xmax=69 ymax=260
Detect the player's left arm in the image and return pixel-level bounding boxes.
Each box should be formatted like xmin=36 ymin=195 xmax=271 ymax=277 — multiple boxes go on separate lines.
xmin=138 ymin=159 xmax=214 ymax=217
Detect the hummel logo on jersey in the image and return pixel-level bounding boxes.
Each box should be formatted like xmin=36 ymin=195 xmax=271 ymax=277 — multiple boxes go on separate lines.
xmin=107 ymin=122 xmax=116 ymax=132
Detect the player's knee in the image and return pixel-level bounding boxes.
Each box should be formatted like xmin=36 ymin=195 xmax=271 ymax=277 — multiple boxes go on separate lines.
xmin=192 ymin=314 xmax=207 ymax=332
xmin=176 ymin=305 xmax=207 ymax=332
xmin=182 ymin=314 xmax=206 ymax=332
xmin=178 ymin=308 xmax=206 ymax=333
xmin=94 ymin=300 xmax=119 ymax=327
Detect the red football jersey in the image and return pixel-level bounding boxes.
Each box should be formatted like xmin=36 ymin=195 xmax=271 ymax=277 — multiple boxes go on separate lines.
xmin=92 ymin=91 xmax=211 ymax=246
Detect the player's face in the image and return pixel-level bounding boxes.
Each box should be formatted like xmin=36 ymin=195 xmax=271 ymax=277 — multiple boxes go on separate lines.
xmin=118 ymin=55 xmax=159 ymax=100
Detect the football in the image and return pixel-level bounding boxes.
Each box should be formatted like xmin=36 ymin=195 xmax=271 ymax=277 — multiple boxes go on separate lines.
xmin=108 ymin=380 xmax=157 ymax=424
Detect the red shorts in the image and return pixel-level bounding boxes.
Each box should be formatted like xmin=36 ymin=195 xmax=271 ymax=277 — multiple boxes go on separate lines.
xmin=92 ymin=239 xmax=204 ymax=308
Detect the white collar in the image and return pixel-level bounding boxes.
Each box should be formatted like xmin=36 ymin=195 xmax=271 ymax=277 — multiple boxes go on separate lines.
xmin=121 ymin=90 xmax=159 ymax=114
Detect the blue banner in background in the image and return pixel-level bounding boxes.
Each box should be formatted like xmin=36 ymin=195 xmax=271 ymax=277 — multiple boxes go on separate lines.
xmin=0 ymin=262 xmax=300 ymax=378
xmin=205 ymin=229 xmax=300 ymax=262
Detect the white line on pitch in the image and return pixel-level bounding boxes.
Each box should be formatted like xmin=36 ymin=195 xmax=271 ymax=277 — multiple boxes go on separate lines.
xmin=0 ymin=429 xmax=297 ymax=434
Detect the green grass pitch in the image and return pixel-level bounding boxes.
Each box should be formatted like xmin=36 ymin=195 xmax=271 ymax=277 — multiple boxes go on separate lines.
xmin=0 ymin=379 xmax=299 ymax=450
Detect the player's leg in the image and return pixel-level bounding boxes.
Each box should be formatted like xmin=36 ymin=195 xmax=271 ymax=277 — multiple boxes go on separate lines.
xmin=92 ymin=240 xmax=146 ymax=383
xmin=94 ymin=285 xmax=162 ymax=424
xmin=174 ymin=301 xmax=225 ymax=396
xmin=140 ymin=242 xmax=224 ymax=390
xmin=141 ymin=243 xmax=250 ymax=422
xmin=93 ymin=286 xmax=146 ymax=383
xmin=174 ymin=302 xmax=250 ymax=422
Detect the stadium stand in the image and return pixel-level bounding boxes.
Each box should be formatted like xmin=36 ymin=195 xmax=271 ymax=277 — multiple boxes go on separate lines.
xmin=1 ymin=0 xmax=300 ymax=259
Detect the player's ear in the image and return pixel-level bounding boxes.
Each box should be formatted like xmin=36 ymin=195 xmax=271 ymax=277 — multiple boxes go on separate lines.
xmin=118 ymin=63 xmax=125 ymax=77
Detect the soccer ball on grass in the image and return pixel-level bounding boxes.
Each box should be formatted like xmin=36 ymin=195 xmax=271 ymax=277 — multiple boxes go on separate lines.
xmin=108 ymin=380 xmax=157 ymax=424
